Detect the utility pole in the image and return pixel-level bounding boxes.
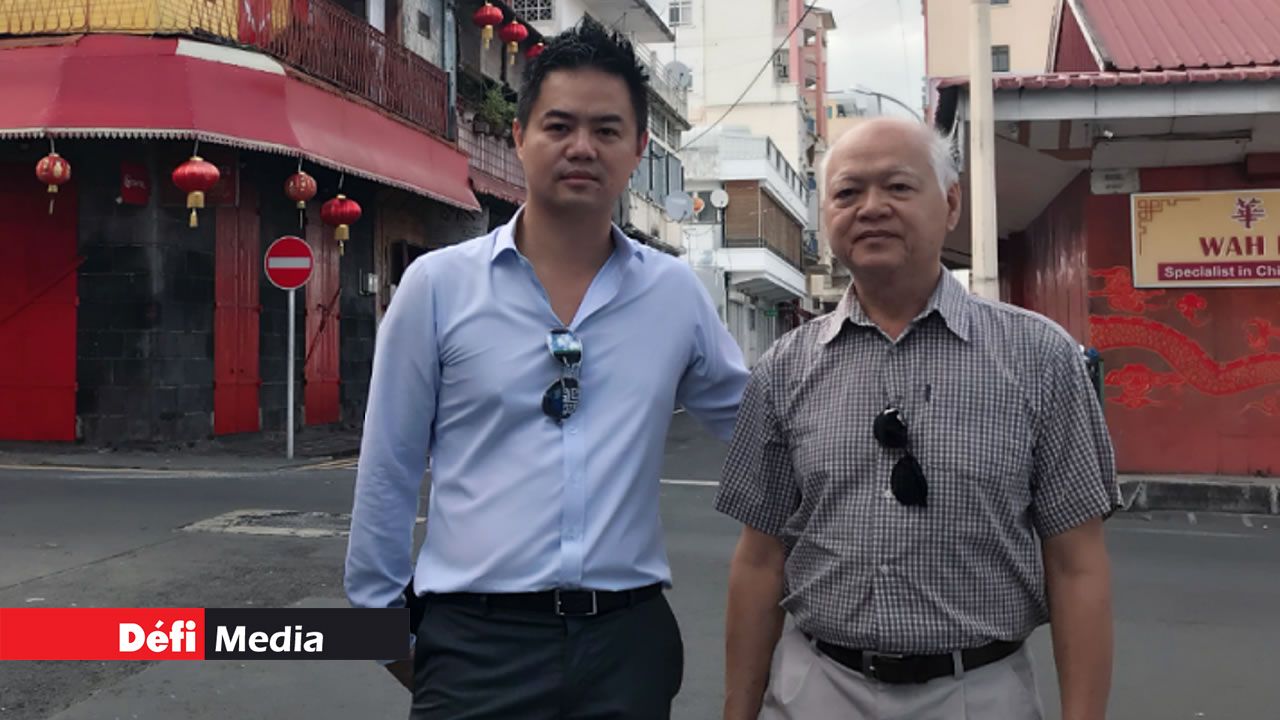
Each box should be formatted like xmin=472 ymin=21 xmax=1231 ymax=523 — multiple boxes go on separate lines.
xmin=968 ymin=0 xmax=1000 ymax=299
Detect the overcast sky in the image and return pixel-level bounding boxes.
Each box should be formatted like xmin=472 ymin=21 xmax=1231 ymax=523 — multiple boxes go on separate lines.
xmin=824 ymin=0 xmax=926 ymax=116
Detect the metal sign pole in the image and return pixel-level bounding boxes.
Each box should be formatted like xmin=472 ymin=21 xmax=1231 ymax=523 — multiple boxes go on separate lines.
xmin=287 ymin=287 xmax=296 ymax=460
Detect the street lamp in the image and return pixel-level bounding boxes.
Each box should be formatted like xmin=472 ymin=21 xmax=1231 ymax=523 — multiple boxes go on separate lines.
xmin=841 ymin=86 xmax=923 ymax=121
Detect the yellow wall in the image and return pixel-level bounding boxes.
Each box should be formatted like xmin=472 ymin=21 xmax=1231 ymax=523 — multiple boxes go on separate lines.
xmin=925 ymin=0 xmax=1058 ymax=77
xmin=0 ymin=0 xmax=250 ymax=41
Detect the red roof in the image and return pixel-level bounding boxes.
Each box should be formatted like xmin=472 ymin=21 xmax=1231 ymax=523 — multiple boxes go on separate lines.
xmin=934 ymin=65 xmax=1280 ymax=91
xmin=1073 ymin=0 xmax=1280 ymax=71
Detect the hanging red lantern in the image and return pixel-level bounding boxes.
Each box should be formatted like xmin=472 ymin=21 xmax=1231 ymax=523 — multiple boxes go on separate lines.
xmin=472 ymin=1 xmax=504 ymax=50
xmin=284 ymin=170 xmax=317 ymax=209
xmin=171 ymin=156 xmax=220 ymax=228
xmin=525 ymin=41 xmax=545 ymax=60
xmin=321 ymin=194 xmax=362 ymax=256
xmin=35 ymin=151 xmax=72 ymax=215
xmin=500 ymin=21 xmax=528 ymax=65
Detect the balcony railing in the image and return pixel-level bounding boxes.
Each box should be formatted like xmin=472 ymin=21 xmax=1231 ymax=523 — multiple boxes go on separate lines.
xmin=632 ymin=41 xmax=688 ymax=122
xmin=457 ymin=120 xmax=526 ymax=193
xmin=0 ymin=0 xmax=448 ymax=138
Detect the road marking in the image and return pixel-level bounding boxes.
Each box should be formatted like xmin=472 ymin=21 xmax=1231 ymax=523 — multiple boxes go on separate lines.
xmin=1110 ymin=527 xmax=1254 ymax=539
xmin=661 ymin=478 xmax=718 ymax=487
xmin=295 ymin=457 xmax=359 ymax=471
xmin=1243 ymin=515 xmax=1255 ymax=528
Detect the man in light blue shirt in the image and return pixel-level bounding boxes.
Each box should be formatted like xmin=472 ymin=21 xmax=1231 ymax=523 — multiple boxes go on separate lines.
xmin=344 ymin=17 xmax=748 ymax=720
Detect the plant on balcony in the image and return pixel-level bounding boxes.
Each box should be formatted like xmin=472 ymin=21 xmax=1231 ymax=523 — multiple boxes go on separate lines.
xmin=475 ymin=84 xmax=517 ymax=139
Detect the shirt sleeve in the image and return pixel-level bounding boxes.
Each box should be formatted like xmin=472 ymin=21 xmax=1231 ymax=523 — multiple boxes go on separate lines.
xmin=676 ymin=271 xmax=749 ymax=442
xmin=344 ymin=258 xmax=439 ymax=614
xmin=1030 ymin=328 xmax=1121 ymax=538
xmin=714 ymin=346 xmax=800 ymax=536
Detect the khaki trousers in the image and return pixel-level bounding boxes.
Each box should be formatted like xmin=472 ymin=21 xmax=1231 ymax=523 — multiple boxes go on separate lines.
xmin=758 ymin=626 xmax=1045 ymax=720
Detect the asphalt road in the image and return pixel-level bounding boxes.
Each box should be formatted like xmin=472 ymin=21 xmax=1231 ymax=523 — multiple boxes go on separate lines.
xmin=2 ymin=414 xmax=1278 ymax=719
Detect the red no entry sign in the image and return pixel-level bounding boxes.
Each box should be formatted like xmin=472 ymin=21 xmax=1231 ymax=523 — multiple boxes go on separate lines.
xmin=264 ymin=236 xmax=314 ymax=290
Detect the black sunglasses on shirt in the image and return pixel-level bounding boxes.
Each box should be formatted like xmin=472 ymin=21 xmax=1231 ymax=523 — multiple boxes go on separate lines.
xmin=542 ymin=328 xmax=583 ymax=423
xmin=873 ymin=406 xmax=927 ymax=507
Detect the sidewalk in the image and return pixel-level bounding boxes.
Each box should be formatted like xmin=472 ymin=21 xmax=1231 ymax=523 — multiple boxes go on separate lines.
xmin=0 ymin=425 xmax=362 ymax=474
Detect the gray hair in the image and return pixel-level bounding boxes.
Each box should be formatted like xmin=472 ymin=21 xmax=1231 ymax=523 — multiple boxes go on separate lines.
xmin=821 ymin=119 xmax=960 ymax=195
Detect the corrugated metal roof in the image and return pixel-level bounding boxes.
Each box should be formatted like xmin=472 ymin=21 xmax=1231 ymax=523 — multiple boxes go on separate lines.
xmin=934 ymin=65 xmax=1280 ymax=91
xmin=1073 ymin=0 xmax=1280 ymax=71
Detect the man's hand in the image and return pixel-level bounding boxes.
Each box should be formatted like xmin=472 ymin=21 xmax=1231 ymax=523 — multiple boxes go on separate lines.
xmin=724 ymin=526 xmax=786 ymax=720
xmin=386 ymin=657 xmax=415 ymax=691
xmin=1044 ymin=517 xmax=1113 ymax=720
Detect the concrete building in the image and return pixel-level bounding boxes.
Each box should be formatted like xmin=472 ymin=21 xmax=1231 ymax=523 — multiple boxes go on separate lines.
xmin=925 ymin=0 xmax=1057 ymax=78
xmin=932 ymin=0 xmax=1280 ymax=476
xmin=682 ymin=127 xmax=811 ymax=365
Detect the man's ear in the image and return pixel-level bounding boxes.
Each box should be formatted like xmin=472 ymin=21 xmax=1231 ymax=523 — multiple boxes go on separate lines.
xmin=945 ymin=182 xmax=963 ymax=232
xmin=514 ymin=119 xmax=526 ymax=163
xmin=636 ymin=130 xmax=649 ymax=161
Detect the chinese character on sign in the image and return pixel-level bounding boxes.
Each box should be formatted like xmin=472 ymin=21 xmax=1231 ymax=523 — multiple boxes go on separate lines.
xmin=1231 ymin=197 xmax=1266 ymax=229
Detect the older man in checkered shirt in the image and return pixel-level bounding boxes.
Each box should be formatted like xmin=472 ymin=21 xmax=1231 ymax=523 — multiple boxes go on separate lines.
xmin=716 ymin=117 xmax=1121 ymax=720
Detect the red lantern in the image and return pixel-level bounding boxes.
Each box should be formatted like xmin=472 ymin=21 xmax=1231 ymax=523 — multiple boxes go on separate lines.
xmin=321 ymin=194 xmax=362 ymax=255
xmin=284 ymin=170 xmax=317 ymax=209
xmin=500 ymin=21 xmax=528 ymax=65
xmin=171 ymin=156 xmax=220 ymax=228
xmin=472 ymin=1 xmax=503 ymax=50
xmin=525 ymin=41 xmax=545 ymax=60
xmin=35 ymin=152 xmax=72 ymax=214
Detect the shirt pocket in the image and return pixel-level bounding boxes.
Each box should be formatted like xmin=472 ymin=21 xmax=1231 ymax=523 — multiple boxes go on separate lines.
xmin=917 ymin=382 xmax=1035 ymax=531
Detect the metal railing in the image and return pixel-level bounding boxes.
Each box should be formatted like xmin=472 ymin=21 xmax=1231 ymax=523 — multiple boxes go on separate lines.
xmin=632 ymin=41 xmax=688 ymax=122
xmin=0 ymin=0 xmax=448 ymax=137
xmin=457 ymin=121 xmax=525 ymax=191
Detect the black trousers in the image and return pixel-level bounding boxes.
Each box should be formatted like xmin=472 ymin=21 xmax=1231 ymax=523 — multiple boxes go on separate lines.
xmin=410 ymin=591 xmax=684 ymax=720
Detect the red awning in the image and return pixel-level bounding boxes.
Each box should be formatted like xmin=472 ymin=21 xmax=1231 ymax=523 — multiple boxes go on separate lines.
xmin=0 ymin=34 xmax=479 ymax=211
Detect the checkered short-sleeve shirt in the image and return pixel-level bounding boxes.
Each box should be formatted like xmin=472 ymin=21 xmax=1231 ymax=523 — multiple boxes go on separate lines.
xmin=715 ymin=270 xmax=1120 ymax=654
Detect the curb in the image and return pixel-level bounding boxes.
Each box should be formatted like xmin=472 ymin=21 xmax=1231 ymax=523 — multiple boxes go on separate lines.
xmin=1120 ymin=477 xmax=1280 ymax=515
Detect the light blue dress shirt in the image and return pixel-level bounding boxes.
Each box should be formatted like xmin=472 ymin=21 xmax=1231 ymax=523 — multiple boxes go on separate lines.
xmin=344 ymin=211 xmax=749 ymax=611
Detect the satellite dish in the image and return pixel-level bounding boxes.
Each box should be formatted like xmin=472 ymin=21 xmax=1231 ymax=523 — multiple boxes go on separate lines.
xmin=666 ymin=61 xmax=693 ymax=90
xmin=709 ymin=188 xmax=729 ymax=209
xmin=663 ymin=192 xmax=694 ymax=222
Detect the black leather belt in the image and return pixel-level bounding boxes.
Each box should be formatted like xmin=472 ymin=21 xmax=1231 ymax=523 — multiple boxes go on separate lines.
xmin=810 ymin=636 xmax=1023 ymax=685
xmin=425 ymin=583 xmax=663 ymax=617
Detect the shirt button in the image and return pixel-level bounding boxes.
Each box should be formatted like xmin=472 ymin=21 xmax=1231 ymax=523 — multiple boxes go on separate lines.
xmin=879 ymin=564 xmax=891 ymax=574
xmin=882 ymin=488 xmax=894 ymax=500
xmin=568 ymin=425 xmax=578 ymax=435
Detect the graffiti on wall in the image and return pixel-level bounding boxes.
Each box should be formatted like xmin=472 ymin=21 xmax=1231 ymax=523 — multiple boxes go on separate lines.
xmin=1089 ymin=266 xmax=1280 ymax=414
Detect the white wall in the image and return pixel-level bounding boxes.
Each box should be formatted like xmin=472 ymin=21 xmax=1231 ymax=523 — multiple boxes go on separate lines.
xmin=926 ymin=0 xmax=1057 ymax=77
xmin=402 ymin=0 xmax=445 ymax=65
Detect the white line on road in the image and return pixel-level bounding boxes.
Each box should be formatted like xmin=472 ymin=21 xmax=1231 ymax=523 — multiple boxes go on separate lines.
xmin=1243 ymin=515 xmax=1255 ymax=528
xmin=661 ymin=478 xmax=718 ymax=487
xmin=1111 ymin=527 xmax=1255 ymax=539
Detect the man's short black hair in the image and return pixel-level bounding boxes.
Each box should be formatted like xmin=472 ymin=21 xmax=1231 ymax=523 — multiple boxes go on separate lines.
xmin=517 ymin=16 xmax=650 ymax=138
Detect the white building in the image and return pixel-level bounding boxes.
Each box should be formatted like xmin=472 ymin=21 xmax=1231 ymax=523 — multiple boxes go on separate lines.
xmin=682 ymin=127 xmax=810 ymax=366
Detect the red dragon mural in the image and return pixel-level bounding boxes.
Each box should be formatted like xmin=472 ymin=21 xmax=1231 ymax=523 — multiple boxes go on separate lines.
xmin=1089 ymin=267 xmax=1280 ymax=413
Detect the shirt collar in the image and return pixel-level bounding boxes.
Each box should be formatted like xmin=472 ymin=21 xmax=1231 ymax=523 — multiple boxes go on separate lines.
xmin=490 ymin=206 xmax=646 ymax=265
xmin=818 ymin=267 xmax=972 ymax=345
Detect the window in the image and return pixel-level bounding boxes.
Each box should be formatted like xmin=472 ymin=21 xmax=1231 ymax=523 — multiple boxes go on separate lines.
xmin=773 ymin=51 xmax=789 ymax=81
xmin=668 ymin=0 xmax=692 ymax=27
xmin=774 ymin=0 xmax=789 ymax=26
xmin=416 ymin=11 xmax=430 ymax=38
xmin=511 ymin=0 xmax=552 ymax=21
xmin=991 ymin=45 xmax=1010 ymax=72
xmin=991 ymin=0 xmax=1009 ymax=5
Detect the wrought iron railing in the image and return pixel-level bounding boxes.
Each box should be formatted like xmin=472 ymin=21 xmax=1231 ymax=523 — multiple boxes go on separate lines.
xmin=0 ymin=0 xmax=448 ymax=137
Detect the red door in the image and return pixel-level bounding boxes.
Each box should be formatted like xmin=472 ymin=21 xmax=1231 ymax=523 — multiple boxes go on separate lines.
xmin=304 ymin=207 xmax=340 ymax=425
xmin=214 ymin=183 xmax=261 ymax=435
xmin=0 ymin=167 xmax=78 ymax=440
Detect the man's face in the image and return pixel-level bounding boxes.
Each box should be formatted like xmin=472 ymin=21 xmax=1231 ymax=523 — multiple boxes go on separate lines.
xmin=823 ymin=121 xmax=961 ymax=280
xmin=514 ymin=68 xmax=647 ymax=216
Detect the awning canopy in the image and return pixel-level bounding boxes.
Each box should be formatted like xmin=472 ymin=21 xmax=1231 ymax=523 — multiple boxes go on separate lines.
xmin=0 ymin=34 xmax=479 ymax=211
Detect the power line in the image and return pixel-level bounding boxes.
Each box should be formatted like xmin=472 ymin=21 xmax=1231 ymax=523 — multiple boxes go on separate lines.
xmin=677 ymin=0 xmax=821 ymax=153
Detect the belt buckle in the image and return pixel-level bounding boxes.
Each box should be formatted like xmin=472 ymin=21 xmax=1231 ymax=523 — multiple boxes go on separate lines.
xmin=866 ymin=652 xmax=910 ymax=684
xmin=554 ymin=589 xmax=599 ymax=617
